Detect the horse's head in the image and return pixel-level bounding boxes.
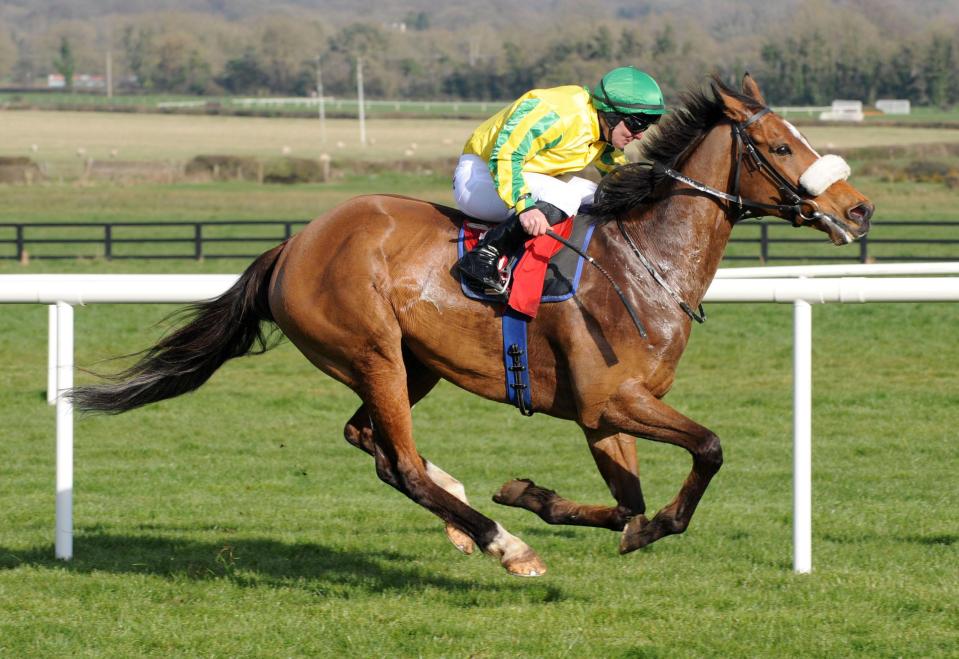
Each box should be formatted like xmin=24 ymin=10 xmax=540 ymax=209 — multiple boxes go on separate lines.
xmin=715 ymin=74 xmax=873 ymax=245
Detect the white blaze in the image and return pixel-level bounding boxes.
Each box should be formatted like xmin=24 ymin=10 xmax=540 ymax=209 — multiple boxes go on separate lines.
xmin=785 ymin=120 xmax=821 ymax=157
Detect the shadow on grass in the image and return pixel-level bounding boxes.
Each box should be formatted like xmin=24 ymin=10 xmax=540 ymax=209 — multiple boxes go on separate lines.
xmin=0 ymin=531 xmax=569 ymax=603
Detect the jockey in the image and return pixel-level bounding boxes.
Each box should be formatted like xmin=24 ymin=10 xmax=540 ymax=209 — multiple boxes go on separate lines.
xmin=455 ymin=66 xmax=666 ymax=295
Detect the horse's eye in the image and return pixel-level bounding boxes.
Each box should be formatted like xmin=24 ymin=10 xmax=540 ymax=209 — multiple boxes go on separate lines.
xmin=772 ymin=144 xmax=792 ymax=156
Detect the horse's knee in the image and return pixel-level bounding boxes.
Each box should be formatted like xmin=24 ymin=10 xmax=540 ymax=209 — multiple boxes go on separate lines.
xmin=698 ymin=432 xmax=723 ymax=472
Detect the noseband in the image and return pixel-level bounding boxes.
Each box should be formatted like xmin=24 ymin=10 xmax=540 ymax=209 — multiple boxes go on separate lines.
xmin=655 ymin=106 xmax=825 ymax=227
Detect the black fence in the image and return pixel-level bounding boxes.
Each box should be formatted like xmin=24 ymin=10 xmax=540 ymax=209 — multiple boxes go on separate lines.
xmin=1 ymin=219 xmax=958 ymax=263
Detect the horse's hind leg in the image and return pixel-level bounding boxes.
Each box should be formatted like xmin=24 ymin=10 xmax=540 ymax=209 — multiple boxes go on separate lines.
xmin=343 ymin=348 xmax=475 ymax=554
xmin=358 ymin=347 xmax=546 ymax=576
xmin=494 ymin=431 xmax=646 ymax=532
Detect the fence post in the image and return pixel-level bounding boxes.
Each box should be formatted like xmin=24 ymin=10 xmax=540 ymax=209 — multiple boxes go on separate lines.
xmin=16 ymin=224 xmax=24 ymax=263
xmin=760 ymin=224 xmax=769 ymax=264
xmin=284 ymin=223 xmax=292 ymax=240
xmin=859 ymin=234 xmax=869 ymax=263
xmin=55 ymin=301 xmax=74 ymax=561
xmin=194 ymin=224 xmax=203 ymax=260
xmin=104 ymin=225 xmax=112 ymax=260
xmin=793 ymin=297 xmax=813 ymax=574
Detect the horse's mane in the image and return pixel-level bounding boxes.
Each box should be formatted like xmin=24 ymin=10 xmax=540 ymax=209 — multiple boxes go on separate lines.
xmin=590 ymin=75 xmax=764 ymax=222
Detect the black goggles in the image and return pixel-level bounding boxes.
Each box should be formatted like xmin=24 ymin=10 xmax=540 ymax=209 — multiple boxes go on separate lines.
xmin=616 ymin=113 xmax=659 ymax=133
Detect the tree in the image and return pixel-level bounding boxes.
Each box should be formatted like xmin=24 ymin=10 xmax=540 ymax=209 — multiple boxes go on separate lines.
xmin=53 ymin=36 xmax=75 ymax=91
xmin=218 ymin=48 xmax=270 ymax=94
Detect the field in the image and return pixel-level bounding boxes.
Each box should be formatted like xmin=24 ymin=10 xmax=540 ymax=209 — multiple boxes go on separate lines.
xmin=4 ymin=109 xmax=959 ymax=179
xmin=1 ymin=111 xmax=958 ymax=656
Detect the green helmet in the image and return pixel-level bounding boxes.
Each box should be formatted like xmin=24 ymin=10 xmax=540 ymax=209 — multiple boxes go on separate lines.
xmin=590 ymin=67 xmax=666 ymax=116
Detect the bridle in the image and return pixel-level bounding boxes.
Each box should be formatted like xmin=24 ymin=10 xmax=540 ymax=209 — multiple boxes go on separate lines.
xmin=616 ymin=106 xmax=828 ymax=326
xmin=657 ymin=106 xmax=825 ymax=227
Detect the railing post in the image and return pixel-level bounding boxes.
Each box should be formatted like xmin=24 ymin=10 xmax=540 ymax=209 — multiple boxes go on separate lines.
xmin=194 ymin=224 xmax=203 ymax=260
xmin=859 ymin=234 xmax=869 ymax=263
xmin=55 ymin=301 xmax=74 ymax=561
xmin=760 ymin=224 xmax=769 ymax=264
xmin=16 ymin=224 xmax=24 ymax=263
xmin=284 ymin=222 xmax=292 ymax=240
xmin=104 ymin=224 xmax=113 ymax=260
xmin=793 ymin=297 xmax=812 ymax=574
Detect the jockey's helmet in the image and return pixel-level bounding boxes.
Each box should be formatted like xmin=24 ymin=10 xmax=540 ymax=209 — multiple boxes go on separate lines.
xmin=591 ymin=67 xmax=666 ymax=125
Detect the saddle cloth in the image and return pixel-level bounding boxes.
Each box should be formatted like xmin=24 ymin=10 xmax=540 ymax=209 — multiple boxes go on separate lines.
xmin=457 ymin=214 xmax=597 ymax=318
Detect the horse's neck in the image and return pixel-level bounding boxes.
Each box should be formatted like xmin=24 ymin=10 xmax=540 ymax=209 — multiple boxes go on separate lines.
xmin=625 ymin=126 xmax=735 ymax=306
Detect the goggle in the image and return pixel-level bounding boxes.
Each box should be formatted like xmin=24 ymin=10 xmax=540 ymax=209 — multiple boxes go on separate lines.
xmin=608 ymin=112 xmax=659 ymax=134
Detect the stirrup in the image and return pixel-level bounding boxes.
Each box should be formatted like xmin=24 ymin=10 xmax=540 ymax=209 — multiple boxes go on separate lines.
xmin=460 ymin=252 xmax=511 ymax=296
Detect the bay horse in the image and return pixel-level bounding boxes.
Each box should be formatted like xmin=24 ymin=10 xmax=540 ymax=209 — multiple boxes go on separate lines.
xmin=72 ymin=75 xmax=873 ymax=577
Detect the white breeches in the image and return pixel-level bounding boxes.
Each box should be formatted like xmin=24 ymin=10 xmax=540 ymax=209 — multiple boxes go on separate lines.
xmin=453 ymin=154 xmax=597 ymax=222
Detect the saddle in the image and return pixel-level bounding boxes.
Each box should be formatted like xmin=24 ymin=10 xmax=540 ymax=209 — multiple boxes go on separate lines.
xmin=457 ymin=214 xmax=598 ymax=318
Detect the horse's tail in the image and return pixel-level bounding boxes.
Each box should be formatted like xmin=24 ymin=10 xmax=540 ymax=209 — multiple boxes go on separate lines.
xmin=70 ymin=241 xmax=288 ymax=414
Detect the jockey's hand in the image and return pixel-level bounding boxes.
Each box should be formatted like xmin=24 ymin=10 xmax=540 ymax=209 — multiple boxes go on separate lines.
xmin=519 ymin=208 xmax=550 ymax=236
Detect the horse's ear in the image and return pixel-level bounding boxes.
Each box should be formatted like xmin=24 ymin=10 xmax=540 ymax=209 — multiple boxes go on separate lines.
xmin=741 ymin=73 xmax=767 ymax=105
xmin=712 ymin=78 xmax=752 ymax=123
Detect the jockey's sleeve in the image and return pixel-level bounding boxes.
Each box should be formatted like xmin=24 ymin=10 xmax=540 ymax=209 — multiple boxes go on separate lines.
xmin=595 ymin=142 xmax=628 ymax=176
xmin=487 ymin=98 xmax=565 ymax=214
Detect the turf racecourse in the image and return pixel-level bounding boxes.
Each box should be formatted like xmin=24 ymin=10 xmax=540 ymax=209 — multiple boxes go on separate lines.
xmin=1 ymin=258 xmax=957 ymax=656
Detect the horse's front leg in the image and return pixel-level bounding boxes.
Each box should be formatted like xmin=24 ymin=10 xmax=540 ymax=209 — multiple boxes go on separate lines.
xmin=493 ymin=431 xmax=645 ymax=531
xmin=599 ymin=380 xmax=723 ymax=553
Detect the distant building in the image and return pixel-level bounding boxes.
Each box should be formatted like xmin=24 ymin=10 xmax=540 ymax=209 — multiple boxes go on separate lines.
xmin=46 ymin=73 xmax=106 ymax=90
xmin=876 ymin=99 xmax=911 ymax=115
xmin=819 ymin=100 xmax=863 ymax=122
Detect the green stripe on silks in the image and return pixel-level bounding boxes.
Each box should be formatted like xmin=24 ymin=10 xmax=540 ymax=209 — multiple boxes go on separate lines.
xmin=489 ymin=98 xmax=540 ymax=200
xmin=508 ymin=113 xmax=561 ymax=205
xmin=599 ymin=144 xmax=616 ymax=167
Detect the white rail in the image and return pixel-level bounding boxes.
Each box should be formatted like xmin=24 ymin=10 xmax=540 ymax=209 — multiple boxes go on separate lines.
xmin=3 ymin=271 xmax=958 ymax=573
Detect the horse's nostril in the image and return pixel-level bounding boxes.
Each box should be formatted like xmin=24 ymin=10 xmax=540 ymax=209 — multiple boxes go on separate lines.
xmin=847 ymin=202 xmax=874 ymax=223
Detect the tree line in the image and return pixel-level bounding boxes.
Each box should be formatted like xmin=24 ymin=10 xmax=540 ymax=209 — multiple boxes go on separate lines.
xmin=1 ymin=3 xmax=957 ymax=107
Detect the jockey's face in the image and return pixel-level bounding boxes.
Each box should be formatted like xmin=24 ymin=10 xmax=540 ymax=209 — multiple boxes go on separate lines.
xmin=608 ymin=117 xmax=646 ymax=150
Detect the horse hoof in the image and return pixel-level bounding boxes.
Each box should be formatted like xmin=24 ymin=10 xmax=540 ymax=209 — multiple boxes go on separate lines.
xmin=445 ymin=523 xmax=475 ymax=555
xmin=619 ymin=514 xmax=651 ymax=554
xmin=503 ymin=549 xmax=547 ymax=577
xmin=492 ymin=478 xmax=534 ymax=506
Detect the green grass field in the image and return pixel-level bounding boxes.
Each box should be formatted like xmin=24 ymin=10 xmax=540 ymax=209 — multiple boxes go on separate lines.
xmin=1 ymin=267 xmax=957 ymax=656
xmin=1 ymin=111 xmax=957 ymax=656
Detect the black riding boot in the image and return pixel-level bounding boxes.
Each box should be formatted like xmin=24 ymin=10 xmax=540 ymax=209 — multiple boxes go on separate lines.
xmin=456 ymin=215 xmax=528 ymax=295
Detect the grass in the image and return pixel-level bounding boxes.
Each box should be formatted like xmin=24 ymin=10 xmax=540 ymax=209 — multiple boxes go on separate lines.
xmin=1 ymin=263 xmax=957 ymax=656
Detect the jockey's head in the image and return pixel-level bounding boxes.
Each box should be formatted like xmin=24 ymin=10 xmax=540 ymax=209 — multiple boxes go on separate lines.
xmin=591 ymin=67 xmax=665 ymax=145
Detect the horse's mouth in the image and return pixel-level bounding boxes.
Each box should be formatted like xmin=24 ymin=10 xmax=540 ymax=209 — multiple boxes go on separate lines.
xmin=817 ymin=213 xmax=862 ymax=246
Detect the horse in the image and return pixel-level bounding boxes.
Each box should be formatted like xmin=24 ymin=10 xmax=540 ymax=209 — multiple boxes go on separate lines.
xmin=72 ymin=75 xmax=873 ymax=577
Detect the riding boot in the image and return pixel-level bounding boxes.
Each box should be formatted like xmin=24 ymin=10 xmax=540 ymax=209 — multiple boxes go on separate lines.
xmin=456 ymin=215 xmax=529 ymax=295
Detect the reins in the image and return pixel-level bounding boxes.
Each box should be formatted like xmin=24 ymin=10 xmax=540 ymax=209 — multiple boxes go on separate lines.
xmin=584 ymin=105 xmax=830 ymax=334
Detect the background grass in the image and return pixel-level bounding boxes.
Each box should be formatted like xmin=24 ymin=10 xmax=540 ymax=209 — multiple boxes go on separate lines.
xmin=1 ymin=270 xmax=956 ymax=656
xmin=0 ymin=110 xmax=957 ymax=656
